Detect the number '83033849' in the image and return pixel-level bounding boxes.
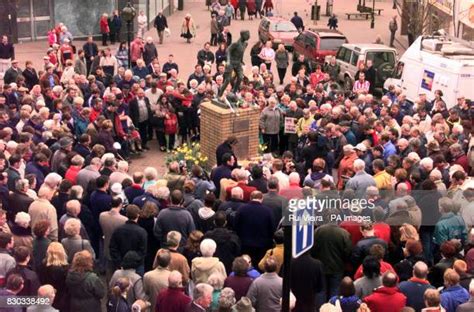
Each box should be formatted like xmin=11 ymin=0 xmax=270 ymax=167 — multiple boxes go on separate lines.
xmin=2 ymin=296 xmax=51 ymax=307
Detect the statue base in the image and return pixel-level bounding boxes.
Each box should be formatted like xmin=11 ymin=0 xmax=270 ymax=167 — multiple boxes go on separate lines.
xmin=200 ymin=101 xmax=260 ymax=167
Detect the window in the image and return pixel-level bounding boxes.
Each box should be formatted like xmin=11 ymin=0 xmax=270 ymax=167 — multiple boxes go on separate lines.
xmin=366 ymin=51 xmax=396 ymax=68
xmin=305 ymin=35 xmax=316 ymax=47
xmin=337 ymin=47 xmax=351 ymax=63
xmin=350 ymin=52 xmax=360 ymax=66
xmin=270 ymin=21 xmax=297 ymax=32
xmin=319 ymin=37 xmax=347 ymax=51
xmin=336 ymin=47 xmax=348 ymax=61
xmin=394 ymin=62 xmax=404 ymax=79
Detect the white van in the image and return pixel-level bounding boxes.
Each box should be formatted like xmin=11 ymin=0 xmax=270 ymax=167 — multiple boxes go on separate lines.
xmin=384 ymin=35 xmax=474 ymax=108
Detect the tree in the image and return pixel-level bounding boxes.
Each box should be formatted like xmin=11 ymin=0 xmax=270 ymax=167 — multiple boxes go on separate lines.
xmin=394 ymin=0 xmax=437 ymax=45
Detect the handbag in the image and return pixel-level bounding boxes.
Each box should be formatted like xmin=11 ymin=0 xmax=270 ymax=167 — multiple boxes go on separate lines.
xmin=150 ymin=115 xmax=165 ymax=129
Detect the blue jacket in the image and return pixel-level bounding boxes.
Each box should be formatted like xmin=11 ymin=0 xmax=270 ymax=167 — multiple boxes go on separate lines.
xmin=440 ymin=285 xmax=469 ymax=312
xmin=90 ymin=190 xmax=112 ymax=219
xmin=234 ymin=201 xmax=276 ymax=249
xmin=132 ymin=192 xmax=160 ymax=208
xmin=399 ymin=278 xmax=434 ymax=312
xmin=383 ymin=141 xmax=397 ymax=162
xmin=433 ymin=212 xmax=467 ymax=246
xmin=25 ymin=161 xmax=48 ymax=190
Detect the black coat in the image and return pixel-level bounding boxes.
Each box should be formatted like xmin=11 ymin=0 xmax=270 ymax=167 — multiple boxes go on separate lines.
xmin=22 ymin=68 xmax=39 ymax=90
xmin=215 ymin=142 xmax=237 ymax=167
xmin=38 ymin=264 xmax=70 ymax=311
xmin=6 ymin=265 xmax=40 ymax=296
xmin=66 ymin=271 xmax=105 ymax=312
xmin=234 ymin=201 xmax=276 ymax=249
xmin=154 ymin=14 xmax=168 ymax=31
xmin=7 ymin=191 xmax=34 ymax=222
xmin=109 ymin=220 xmax=148 ymax=269
xmin=204 ymin=227 xmax=241 ymax=273
xmin=129 ymin=97 xmax=152 ymax=126
xmin=290 ymin=253 xmax=324 ymax=312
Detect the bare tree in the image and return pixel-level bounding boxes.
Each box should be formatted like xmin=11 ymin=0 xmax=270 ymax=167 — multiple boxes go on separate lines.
xmin=394 ymin=0 xmax=436 ymax=44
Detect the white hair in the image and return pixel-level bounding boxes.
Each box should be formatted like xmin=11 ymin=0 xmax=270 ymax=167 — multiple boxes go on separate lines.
xmin=144 ymin=167 xmax=158 ymax=181
xmin=289 ymin=172 xmax=300 ymax=184
xmin=200 ymin=238 xmax=217 ymax=257
xmin=44 ymin=173 xmax=62 ymax=188
xmin=407 ymin=152 xmax=421 ymax=163
xmin=420 ymin=157 xmax=434 ymax=171
xmin=353 ymin=159 xmax=366 ymax=171
xmin=15 ymin=211 xmax=31 ymax=227
xmin=231 ymin=187 xmax=243 ymax=199
xmin=117 ymin=160 xmax=129 ymax=172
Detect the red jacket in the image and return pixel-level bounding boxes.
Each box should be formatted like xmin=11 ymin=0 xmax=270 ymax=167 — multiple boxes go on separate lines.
xmin=65 ymin=166 xmax=81 ymax=184
xmin=100 ymin=17 xmax=110 ymax=34
xmin=155 ymin=287 xmax=191 ymax=312
xmin=364 ymin=286 xmax=406 ymax=312
xmin=226 ymin=182 xmax=257 ymax=202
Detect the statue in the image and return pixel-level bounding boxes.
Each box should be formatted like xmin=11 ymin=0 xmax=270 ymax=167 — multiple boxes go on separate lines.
xmin=217 ymin=30 xmax=250 ymax=99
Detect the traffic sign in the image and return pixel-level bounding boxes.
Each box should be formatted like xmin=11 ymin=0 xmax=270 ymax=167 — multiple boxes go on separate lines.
xmin=292 ymin=207 xmax=314 ymax=258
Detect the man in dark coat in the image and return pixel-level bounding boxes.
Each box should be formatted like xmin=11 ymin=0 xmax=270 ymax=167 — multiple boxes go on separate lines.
xmin=234 ymin=191 xmax=275 ymax=266
xmin=82 ymin=36 xmax=99 ymax=75
xmin=311 ymin=213 xmax=352 ymax=299
xmin=109 ymin=205 xmax=148 ymax=273
xmin=3 ymin=60 xmax=22 ymax=85
xmin=7 ymin=179 xmax=33 ymax=223
xmin=365 ymin=59 xmax=377 ymax=93
xmin=154 ymin=11 xmax=168 ymax=44
xmin=211 ymin=153 xmax=236 ymax=196
xmin=196 ymin=43 xmax=215 ymax=67
xmin=290 ymin=251 xmax=325 ymax=311
xmin=203 ymin=211 xmax=241 ymax=273
xmin=216 ymin=136 xmax=239 ymax=167
xmin=0 ymin=35 xmax=15 ymax=76
xmin=290 ymin=12 xmax=304 ymax=31
xmin=6 ymin=246 xmax=40 ymax=296
xmin=129 ymin=88 xmax=153 ymax=150
xmin=153 ymin=190 xmax=196 ymax=246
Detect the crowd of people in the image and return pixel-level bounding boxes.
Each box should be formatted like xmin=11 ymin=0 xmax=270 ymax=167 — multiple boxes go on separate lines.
xmin=0 ymin=1 xmax=473 ymax=311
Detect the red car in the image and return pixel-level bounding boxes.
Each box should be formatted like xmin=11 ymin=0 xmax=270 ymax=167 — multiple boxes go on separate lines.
xmin=258 ymin=17 xmax=300 ymax=50
xmin=293 ymin=28 xmax=348 ymax=66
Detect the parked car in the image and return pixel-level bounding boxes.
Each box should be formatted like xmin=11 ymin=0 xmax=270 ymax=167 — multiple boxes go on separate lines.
xmin=334 ymin=43 xmax=397 ymax=91
xmin=293 ymin=28 xmax=347 ymax=68
xmin=258 ymin=17 xmax=300 ymax=50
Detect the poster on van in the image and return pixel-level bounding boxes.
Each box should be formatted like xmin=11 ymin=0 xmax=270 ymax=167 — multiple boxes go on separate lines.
xmin=421 ymin=70 xmax=435 ymax=91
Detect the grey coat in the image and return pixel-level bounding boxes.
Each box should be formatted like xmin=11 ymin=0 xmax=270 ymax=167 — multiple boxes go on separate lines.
xmin=259 ymin=106 xmax=282 ymax=135
xmin=275 ymin=50 xmax=289 ymax=69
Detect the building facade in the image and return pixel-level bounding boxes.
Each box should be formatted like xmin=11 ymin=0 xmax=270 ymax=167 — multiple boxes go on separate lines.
xmin=0 ymin=0 xmax=173 ymax=42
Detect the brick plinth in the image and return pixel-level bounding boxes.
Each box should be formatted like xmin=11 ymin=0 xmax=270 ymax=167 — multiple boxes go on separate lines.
xmin=200 ymin=101 xmax=260 ymax=168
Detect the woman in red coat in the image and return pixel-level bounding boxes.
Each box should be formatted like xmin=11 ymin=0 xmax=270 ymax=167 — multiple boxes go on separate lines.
xmin=247 ymin=0 xmax=257 ymax=20
xmin=230 ymin=0 xmax=239 ymax=19
xmin=263 ymin=0 xmax=273 ymax=15
xmin=99 ymin=13 xmax=110 ymax=46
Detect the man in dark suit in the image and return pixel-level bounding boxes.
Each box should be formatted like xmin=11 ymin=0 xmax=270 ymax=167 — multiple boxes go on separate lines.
xmin=129 ymin=88 xmax=153 ymax=150
xmin=234 ymin=191 xmax=276 ymax=266
xmin=211 ymin=153 xmax=235 ymax=196
xmin=216 ymin=136 xmax=238 ymax=167
xmin=262 ymin=177 xmax=288 ymax=225
xmin=82 ymin=36 xmax=98 ymax=75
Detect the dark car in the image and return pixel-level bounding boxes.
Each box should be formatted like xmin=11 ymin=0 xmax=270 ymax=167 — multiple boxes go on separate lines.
xmin=293 ymin=28 xmax=348 ymax=67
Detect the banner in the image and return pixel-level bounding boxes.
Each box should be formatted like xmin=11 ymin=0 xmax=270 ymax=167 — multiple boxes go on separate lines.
xmin=284 ymin=117 xmax=296 ymax=134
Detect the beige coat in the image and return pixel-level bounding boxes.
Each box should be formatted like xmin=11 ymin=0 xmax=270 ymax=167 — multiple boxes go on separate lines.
xmin=143 ymin=266 xmax=170 ymax=309
xmin=28 ymin=198 xmax=58 ymax=241
xmin=191 ymin=256 xmax=227 ymax=284
xmin=181 ymin=19 xmax=196 ymax=37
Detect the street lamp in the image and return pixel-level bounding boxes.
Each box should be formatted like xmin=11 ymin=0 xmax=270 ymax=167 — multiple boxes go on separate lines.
xmin=370 ymin=0 xmax=375 ymax=28
xmin=122 ymin=1 xmax=136 ymax=69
